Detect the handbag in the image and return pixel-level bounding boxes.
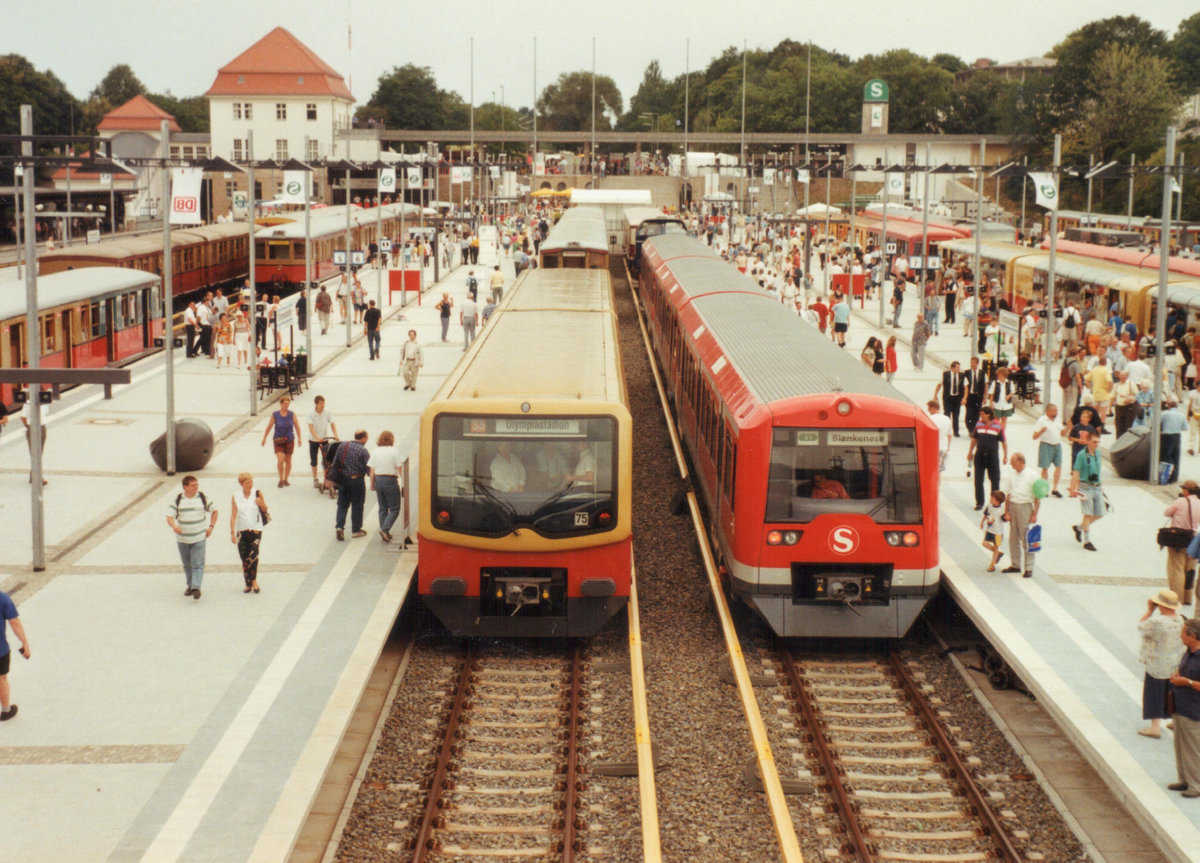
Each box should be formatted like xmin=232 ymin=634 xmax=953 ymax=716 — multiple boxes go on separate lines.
xmin=256 ymin=491 xmax=271 ymax=526
xmin=1026 ymin=524 xmax=1042 ymax=554
xmin=1158 ymin=499 xmax=1194 ymax=549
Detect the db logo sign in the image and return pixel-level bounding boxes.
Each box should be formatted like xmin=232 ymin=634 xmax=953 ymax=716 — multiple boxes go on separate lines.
xmin=829 ymin=526 xmax=859 ymax=556
xmin=173 ymin=197 xmax=198 ymax=213
xmin=380 ymin=174 xmax=394 ymax=188
xmin=286 ymin=181 xmax=302 ymax=195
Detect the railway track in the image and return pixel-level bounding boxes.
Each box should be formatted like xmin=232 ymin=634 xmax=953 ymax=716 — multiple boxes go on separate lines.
xmin=409 ymin=645 xmax=585 ymax=862
xmin=778 ymin=648 xmax=1024 ymax=863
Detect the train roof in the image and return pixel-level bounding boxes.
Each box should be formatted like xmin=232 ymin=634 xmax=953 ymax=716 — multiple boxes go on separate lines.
xmin=540 ymin=206 xmax=608 ymax=254
xmin=254 ymin=203 xmax=422 ymax=241
xmin=1017 ymin=251 xmax=1179 ymax=290
xmin=439 ymin=309 xmax=624 ymax=404
xmin=693 ymin=292 xmax=900 ymax=405
xmin=645 ymin=234 xmax=903 ymax=407
xmin=1051 ymin=240 xmax=1200 ymax=279
xmin=939 ymin=239 xmax=1039 ymax=264
xmin=39 ymin=222 xmax=249 ymax=263
xmin=623 ymin=207 xmax=682 ymax=228
xmin=501 ymin=268 xmax=612 ymax=313
xmin=1 ymin=267 xmax=159 ymax=320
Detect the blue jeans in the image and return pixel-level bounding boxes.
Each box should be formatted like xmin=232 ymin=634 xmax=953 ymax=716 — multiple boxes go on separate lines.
xmin=367 ymin=330 xmax=381 ymax=359
xmin=376 ymin=475 xmax=401 ymax=533
xmin=336 ymin=476 xmax=366 ymax=532
xmin=176 ymin=540 xmax=206 ymax=590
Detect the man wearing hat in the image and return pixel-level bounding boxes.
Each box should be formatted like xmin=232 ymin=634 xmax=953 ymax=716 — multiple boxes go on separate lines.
xmin=1168 ymin=618 xmax=1200 ymax=797
xmin=1139 ymin=589 xmax=1183 ymax=739
xmin=1164 ymin=481 xmax=1200 ymax=605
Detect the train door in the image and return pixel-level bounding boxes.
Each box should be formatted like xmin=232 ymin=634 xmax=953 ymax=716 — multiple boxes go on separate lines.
xmin=61 ymin=309 xmax=74 ymax=367
xmin=104 ymin=297 xmax=117 ymax=361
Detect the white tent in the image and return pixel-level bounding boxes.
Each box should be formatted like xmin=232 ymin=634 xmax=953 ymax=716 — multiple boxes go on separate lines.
xmin=796 ymin=203 xmax=844 ymax=216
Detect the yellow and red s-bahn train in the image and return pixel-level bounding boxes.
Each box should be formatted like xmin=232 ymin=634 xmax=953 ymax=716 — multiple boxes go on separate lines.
xmin=640 ymin=233 xmax=940 ymax=638
xmin=1 ymin=267 xmax=163 ymax=406
xmin=252 ymin=203 xmax=422 ymax=289
xmin=418 ymin=267 xmax=632 ymax=637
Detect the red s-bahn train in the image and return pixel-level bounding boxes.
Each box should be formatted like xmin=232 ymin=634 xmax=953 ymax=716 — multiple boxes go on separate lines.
xmin=0 ymin=267 xmax=164 ymax=406
xmin=639 ymin=234 xmax=941 ymax=638
xmin=38 ymin=223 xmax=248 ymax=301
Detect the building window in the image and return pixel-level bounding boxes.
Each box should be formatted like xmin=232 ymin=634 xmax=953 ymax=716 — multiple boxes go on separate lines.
xmin=311 ymin=178 xmax=320 ymax=198
xmin=170 ymin=145 xmax=181 ymax=158
xmin=306 ymin=103 xmax=317 ymax=121
xmin=232 ymin=139 xmax=246 ymax=162
xmin=182 ymin=146 xmax=194 ymax=159
xmin=275 ymin=139 xmax=289 ymax=161
xmin=243 ymin=103 xmax=252 ymax=120
xmin=225 ymin=180 xmax=235 ymax=201
xmin=233 ymin=103 xmax=242 ymax=120
xmin=306 ymin=139 xmax=319 ymax=161
xmin=276 ymin=103 xmax=287 ymax=120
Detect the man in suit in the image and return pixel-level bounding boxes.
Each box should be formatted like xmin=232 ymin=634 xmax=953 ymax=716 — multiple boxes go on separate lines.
xmin=963 ymin=355 xmax=987 ymax=437
xmin=935 ymin=361 xmax=967 ymax=437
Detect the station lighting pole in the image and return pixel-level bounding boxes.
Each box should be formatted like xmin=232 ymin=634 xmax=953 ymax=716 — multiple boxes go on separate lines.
xmin=1041 ymin=135 xmax=1062 ymax=407
xmin=20 ymin=105 xmax=45 ymax=570
xmin=879 ymin=157 xmax=890 ymax=328
xmin=1127 ymin=153 xmax=1136 ymax=227
xmin=345 ymin=163 xmax=354 ymax=347
xmin=160 ymin=120 xmax=177 ymax=475
xmin=247 ymin=131 xmax=258 ymax=416
xmin=1148 ymin=127 xmax=1178 ymax=483
xmin=303 ymin=138 xmax=314 ymax=364
xmin=920 ymin=141 xmax=931 ymax=288
xmin=971 ymin=140 xmax=985 ymax=359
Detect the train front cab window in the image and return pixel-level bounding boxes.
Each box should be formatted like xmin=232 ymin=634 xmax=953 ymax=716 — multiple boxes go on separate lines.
xmin=433 ymin=415 xmax=617 ymax=537
xmin=766 ymin=428 xmax=921 ymax=524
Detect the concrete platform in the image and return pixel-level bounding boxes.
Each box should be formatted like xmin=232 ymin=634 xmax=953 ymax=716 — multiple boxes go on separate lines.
xmin=0 ymin=228 xmax=511 ymax=862
xmin=839 ymin=279 xmax=1200 ymax=863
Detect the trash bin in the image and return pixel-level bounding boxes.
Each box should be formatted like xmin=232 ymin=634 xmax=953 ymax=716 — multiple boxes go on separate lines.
xmin=1110 ymin=424 xmax=1151 ymax=480
xmin=150 ymin=418 xmax=214 ymax=472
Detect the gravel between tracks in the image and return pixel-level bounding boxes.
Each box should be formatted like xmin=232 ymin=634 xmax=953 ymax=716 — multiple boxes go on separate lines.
xmin=613 ymin=266 xmax=784 ymax=863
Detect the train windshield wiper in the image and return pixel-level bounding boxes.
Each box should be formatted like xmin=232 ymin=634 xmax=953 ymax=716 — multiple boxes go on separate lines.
xmin=472 ymin=477 xmax=519 ymax=533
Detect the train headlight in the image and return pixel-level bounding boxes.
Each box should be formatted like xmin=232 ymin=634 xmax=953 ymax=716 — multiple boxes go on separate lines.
xmin=783 ymin=531 xmax=801 ymax=545
xmin=883 ymin=531 xmax=920 ymax=547
xmin=836 ymin=400 xmax=852 ymax=416
xmin=767 ymin=530 xmax=782 ymax=545
xmin=436 ymin=510 xmax=452 ymax=527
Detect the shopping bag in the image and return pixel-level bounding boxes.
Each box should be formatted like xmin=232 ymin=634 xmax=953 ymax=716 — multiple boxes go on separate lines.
xmin=1026 ymin=523 xmax=1042 ymax=554
xmin=1160 ymin=462 xmax=1174 ymax=486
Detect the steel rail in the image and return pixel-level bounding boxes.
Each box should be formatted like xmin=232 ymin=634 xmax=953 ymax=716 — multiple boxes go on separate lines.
xmin=562 ymin=647 xmax=582 ymax=863
xmin=779 ymin=651 xmax=873 ymax=862
xmin=410 ymin=646 xmax=475 ymax=863
xmin=887 ymin=650 xmax=1024 ymax=863
xmin=627 ymin=561 xmax=663 ymax=862
xmin=624 ymin=261 xmax=805 ymax=863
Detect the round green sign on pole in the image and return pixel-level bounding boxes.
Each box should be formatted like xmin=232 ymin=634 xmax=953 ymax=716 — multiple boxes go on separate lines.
xmin=863 ymin=79 xmax=889 ymax=103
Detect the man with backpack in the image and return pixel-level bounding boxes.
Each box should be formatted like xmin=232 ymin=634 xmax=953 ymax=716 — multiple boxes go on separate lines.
xmin=1060 ymin=345 xmax=1086 ymax=416
xmin=166 ymin=475 xmax=218 ymax=601
xmin=465 ymin=270 xmax=479 ymax=301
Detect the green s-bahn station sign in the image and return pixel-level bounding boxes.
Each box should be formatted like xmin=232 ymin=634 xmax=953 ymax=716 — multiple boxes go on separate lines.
xmin=863 ymin=79 xmax=889 ymax=103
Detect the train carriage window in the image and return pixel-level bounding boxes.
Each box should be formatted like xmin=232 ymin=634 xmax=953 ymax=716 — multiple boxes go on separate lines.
xmin=722 ymin=429 xmax=736 ymax=503
xmin=40 ymin=313 xmax=58 ymax=354
xmin=72 ymin=304 xmax=91 ymax=343
xmin=765 ymin=428 xmax=921 ymax=524
xmin=431 ymin=415 xmax=619 ymax=538
xmin=90 ymin=301 xmax=104 ymax=338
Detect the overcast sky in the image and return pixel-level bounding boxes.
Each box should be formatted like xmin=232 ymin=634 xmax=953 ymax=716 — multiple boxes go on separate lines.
xmin=3 ymin=0 xmax=1193 ymax=114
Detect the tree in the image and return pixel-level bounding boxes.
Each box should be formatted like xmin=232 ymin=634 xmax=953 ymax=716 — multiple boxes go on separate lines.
xmin=932 ymin=53 xmax=968 ymax=75
xmin=357 ymin=64 xmax=466 ymax=129
xmin=537 ymin=71 xmax=622 ymax=132
xmin=622 ymin=61 xmax=675 ymax=130
xmin=81 ymin=64 xmax=146 ymax=132
xmin=1170 ymin=12 xmax=1200 ymax=91
xmin=1080 ymin=43 xmax=1180 ymax=164
xmin=0 ymin=55 xmax=78 ymax=137
xmin=1050 ymin=16 xmax=1167 ymax=111
xmin=147 ymin=92 xmax=209 ymax=133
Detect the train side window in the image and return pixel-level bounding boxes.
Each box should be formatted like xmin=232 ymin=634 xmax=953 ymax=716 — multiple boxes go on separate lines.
xmin=90 ymin=301 xmax=104 ymax=338
xmin=40 ymin=313 xmax=58 ymax=354
xmin=722 ymin=429 xmax=736 ymax=503
xmin=73 ymin=304 xmax=89 ymax=342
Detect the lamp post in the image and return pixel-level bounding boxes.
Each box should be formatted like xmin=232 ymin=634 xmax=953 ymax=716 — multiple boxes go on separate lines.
xmin=159 ymin=120 xmax=176 ymax=475
xmin=247 ymin=130 xmax=257 ymax=416
xmin=1149 ymin=127 xmax=1178 ymax=483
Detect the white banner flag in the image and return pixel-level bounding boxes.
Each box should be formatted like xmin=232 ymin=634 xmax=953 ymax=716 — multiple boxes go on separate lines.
xmin=763 ymin=167 xmax=776 ymax=185
xmin=378 ymin=167 xmax=396 ymax=195
xmin=489 ymin=165 xmax=501 ymax=179
xmin=795 ymin=168 xmax=810 ymax=185
xmin=461 ymin=166 xmax=474 ymax=183
xmin=450 ymin=166 xmax=468 ymax=184
xmin=169 ymin=168 xmax=203 ymax=225
xmin=886 ymin=173 xmax=904 ymax=195
xmin=279 ymin=171 xmax=307 ymax=204
xmin=406 ymin=166 xmax=421 ymax=188
xmin=1029 ymin=172 xmax=1058 ymax=210
xmin=1172 ymin=178 xmax=1182 ymax=195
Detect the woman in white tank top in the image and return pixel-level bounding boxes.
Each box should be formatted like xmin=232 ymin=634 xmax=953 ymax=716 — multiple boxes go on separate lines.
xmin=230 ymin=472 xmax=268 ymax=593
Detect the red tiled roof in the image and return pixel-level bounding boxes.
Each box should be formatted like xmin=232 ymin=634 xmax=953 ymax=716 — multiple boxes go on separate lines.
xmin=205 ymin=27 xmax=354 ymax=101
xmin=97 ymin=94 xmax=181 ymax=132
xmin=50 ymin=160 xmax=135 ymax=181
